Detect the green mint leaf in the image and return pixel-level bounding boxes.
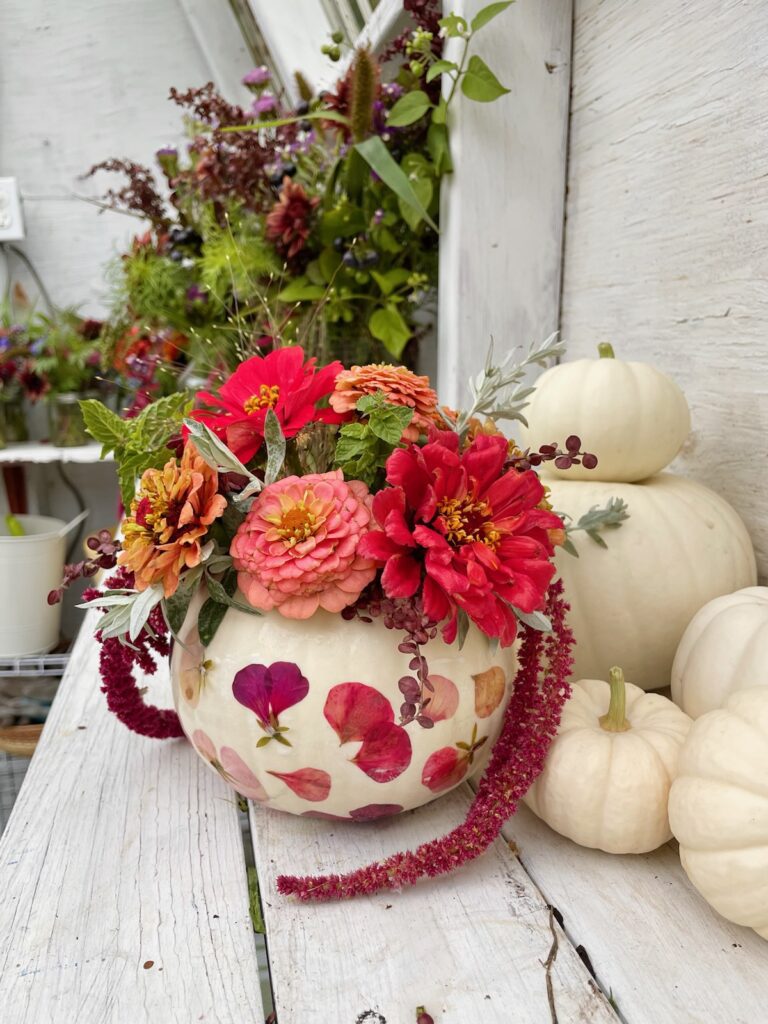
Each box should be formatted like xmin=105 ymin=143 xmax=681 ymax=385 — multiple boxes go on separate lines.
xmin=80 ymin=399 xmax=126 ymax=452
xmin=367 ymin=405 xmax=413 ymax=446
xmin=471 ymin=1 xmax=515 ymax=33
xmin=461 ymin=55 xmax=511 ymax=103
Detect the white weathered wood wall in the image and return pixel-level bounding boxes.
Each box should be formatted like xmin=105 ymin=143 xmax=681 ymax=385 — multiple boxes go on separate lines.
xmin=0 ymin=0 xmax=253 ymax=315
xmin=560 ymin=0 xmax=768 ymax=579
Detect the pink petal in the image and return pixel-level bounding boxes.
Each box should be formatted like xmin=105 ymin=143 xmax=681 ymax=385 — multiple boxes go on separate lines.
xmin=219 ymin=747 xmax=269 ymax=802
xmin=192 ymin=729 xmax=217 ymax=763
xmin=352 ymin=721 xmax=412 ymax=783
xmin=324 ymin=682 xmax=394 ymax=743
xmin=268 ymin=767 xmax=331 ymax=802
xmin=381 ymin=553 xmax=421 ymax=598
xmin=421 ymin=674 xmax=459 ymax=723
xmin=349 ymin=803 xmax=403 ymax=821
xmin=421 ymin=746 xmax=468 ymax=793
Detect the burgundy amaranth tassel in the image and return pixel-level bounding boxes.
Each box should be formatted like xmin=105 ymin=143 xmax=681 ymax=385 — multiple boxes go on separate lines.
xmin=277 ymin=580 xmax=574 ymax=901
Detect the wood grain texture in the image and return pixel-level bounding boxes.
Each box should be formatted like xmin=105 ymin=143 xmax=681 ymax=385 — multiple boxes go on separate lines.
xmin=249 ymin=785 xmax=617 ymax=1024
xmin=507 ymin=805 xmax=768 ymax=1024
xmin=0 ymin=614 xmax=264 ymax=1024
xmin=437 ymin=0 xmax=573 ymax=406
xmin=561 ymin=0 xmax=768 ymax=577
xmin=0 ymin=0 xmax=253 ymax=316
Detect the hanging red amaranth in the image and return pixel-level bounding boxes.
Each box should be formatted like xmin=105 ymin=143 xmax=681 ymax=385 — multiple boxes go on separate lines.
xmin=276 ymin=579 xmax=574 ymax=902
xmin=88 ymin=569 xmax=184 ymax=740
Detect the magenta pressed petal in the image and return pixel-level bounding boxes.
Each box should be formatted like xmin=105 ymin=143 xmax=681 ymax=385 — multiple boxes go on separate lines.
xmin=232 ymin=663 xmax=272 ymax=723
xmin=349 ymin=803 xmax=404 ymax=821
xmin=266 ymin=661 xmax=310 ymax=717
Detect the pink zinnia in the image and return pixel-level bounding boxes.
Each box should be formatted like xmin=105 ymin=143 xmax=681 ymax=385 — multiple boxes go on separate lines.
xmin=330 ymin=363 xmax=440 ymax=442
xmin=231 ymin=471 xmax=377 ymax=619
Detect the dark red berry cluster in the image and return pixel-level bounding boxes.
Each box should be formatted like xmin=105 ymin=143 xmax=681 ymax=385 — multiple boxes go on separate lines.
xmin=507 ymin=435 xmax=598 ymax=472
xmin=48 ymin=531 xmax=121 ymax=605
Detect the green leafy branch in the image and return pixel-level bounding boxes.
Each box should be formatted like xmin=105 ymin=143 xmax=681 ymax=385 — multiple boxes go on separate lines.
xmin=81 ymin=392 xmax=193 ymax=506
xmin=334 ymin=392 xmax=413 ymax=488
xmin=559 ymin=498 xmax=631 ymax=556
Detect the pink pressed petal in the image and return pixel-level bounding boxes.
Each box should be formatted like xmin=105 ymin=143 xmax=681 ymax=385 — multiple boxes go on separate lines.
xmin=349 ymin=803 xmax=403 ymax=821
xmin=324 ymin=682 xmax=394 ymax=743
xmin=351 ymin=721 xmax=412 ymax=783
xmin=219 ymin=747 xmax=269 ymax=802
xmin=192 ymin=729 xmax=217 ymax=763
xmin=421 ymin=746 xmax=468 ymax=793
xmin=267 ymin=767 xmax=331 ymax=802
xmin=421 ymin=674 xmax=459 ymax=723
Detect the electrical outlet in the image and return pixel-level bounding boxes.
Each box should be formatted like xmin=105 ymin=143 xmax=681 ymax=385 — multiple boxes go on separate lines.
xmin=0 ymin=178 xmax=25 ymax=242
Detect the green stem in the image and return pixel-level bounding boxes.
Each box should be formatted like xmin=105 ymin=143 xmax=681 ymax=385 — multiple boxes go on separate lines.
xmin=445 ymin=34 xmax=472 ymax=109
xmin=598 ymin=342 xmax=615 ymax=359
xmin=599 ymin=666 xmax=631 ymax=732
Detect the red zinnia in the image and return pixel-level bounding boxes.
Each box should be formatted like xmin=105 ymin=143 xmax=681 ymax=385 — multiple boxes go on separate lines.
xmin=358 ymin=431 xmax=563 ymax=646
xmin=191 ymin=346 xmax=345 ymax=463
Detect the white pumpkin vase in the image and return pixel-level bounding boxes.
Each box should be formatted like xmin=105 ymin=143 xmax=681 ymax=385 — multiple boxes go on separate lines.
xmin=171 ymin=591 xmax=517 ymax=819
xmin=671 ymin=586 xmax=768 ymax=718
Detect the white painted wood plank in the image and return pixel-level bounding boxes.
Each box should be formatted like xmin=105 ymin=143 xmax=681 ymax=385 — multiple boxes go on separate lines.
xmin=249 ymin=785 xmax=617 ymax=1024
xmin=0 ymin=442 xmax=110 ymax=465
xmin=561 ymin=0 xmax=768 ymax=578
xmin=507 ymin=806 xmax=768 ymax=1024
xmin=437 ymin=0 xmax=573 ymax=406
xmin=0 ymin=614 xmax=264 ymax=1024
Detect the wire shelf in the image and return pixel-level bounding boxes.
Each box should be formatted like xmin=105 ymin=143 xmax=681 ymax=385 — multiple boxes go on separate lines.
xmin=0 ymin=652 xmax=70 ymax=679
xmin=0 ymin=751 xmax=31 ymax=835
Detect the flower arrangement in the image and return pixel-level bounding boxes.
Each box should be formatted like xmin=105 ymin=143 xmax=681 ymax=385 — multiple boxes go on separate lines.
xmin=64 ymin=334 xmax=617 ymax=901
xmin=87 ymin=1 xmax=514 ymax=387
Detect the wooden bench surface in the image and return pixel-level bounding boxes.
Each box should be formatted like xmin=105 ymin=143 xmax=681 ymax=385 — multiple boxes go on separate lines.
xmin=1 ymin=617 xmax=766 ymax=1023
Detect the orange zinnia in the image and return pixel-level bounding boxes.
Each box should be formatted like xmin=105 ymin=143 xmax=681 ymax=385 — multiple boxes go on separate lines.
xmin=330 ymin=363 xmax=440 ymax=442
xmin=119 ymin=443 xmax=227 ymax=596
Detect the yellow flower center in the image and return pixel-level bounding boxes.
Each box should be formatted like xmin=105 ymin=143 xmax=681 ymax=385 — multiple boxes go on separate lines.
xmin=436 ymin=494 xmax=500 ymax=548
xmin=244 ymin=384 xmax=280 ymax=414
xmin=275 ymin=501 xmax=317 ymax=547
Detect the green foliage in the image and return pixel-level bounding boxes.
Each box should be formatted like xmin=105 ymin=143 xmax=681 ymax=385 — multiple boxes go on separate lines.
xmin=28 ymin=308 xmax=103 ymax=395
xmin=368 ymin=305 xmax=411 ymax=359
xmin=461 ymin=55 xmax=511 ymax=102
xmin=386 ymin=90 xmax=432 ymax=127
xmin=81 ymin=391 xmax=192 ymax=505
xmin=334 ymin=392 xmax=413 ymax=487
xmin=119 ymin=246 xmax=193 ymax=330
xmin=199 ymin=213 xmax=278 ymax=301
xmin=561 ymin=498 xmax=631 ymax=556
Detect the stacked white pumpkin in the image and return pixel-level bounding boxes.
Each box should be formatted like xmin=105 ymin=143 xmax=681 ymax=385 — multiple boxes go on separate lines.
xmin=520 ymin=346 xmax=768 ymax=942
xmin=524 ymin=343 xmax=757 ymax=691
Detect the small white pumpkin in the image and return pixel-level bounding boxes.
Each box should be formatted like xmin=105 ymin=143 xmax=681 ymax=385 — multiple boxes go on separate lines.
xmin=671 ymin=587 xmax=768 ymax=718
xmin=525 ymin=343 xmax=691 ymax=483
xmin=547 ymin=474 xmax=757 ymax=691
xmin=669 ymin=687 xmax=768 ymax=940
xmin=524 ymin=667 xmax=692 ymax=853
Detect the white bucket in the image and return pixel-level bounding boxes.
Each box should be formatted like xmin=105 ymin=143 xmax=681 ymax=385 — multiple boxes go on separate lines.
xmin=0 ymin=515 xmax=67 ymax=657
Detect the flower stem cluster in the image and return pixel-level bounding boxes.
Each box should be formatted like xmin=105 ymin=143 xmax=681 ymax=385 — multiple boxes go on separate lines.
xmin=48 ymin=531 xmax=121 ymax=605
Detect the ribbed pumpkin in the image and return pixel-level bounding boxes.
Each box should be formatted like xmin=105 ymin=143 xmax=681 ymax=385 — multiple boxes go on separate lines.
xmin=524 ymin=343 xmax=691 ymax=483
xmin=671 ymin=587 xmax=768 ymax=718
xmin=547 ymin=475 xmax=757 ymax=691
xmin=669 ymin=687 xmax=768 ymax=940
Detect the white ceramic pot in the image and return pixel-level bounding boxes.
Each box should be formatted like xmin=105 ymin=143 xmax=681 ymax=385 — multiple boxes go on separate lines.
xmin=171 ymin=592 xmax=517 ymax=819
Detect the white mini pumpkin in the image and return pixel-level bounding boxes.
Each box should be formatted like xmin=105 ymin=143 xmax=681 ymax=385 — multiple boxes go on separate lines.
xmin=671 ymin=587 xmax=768 ymax=718
xmin=524 ymin=343 xmax=691 ymax=483
xmin=669 ymin=687 xmax=768 ymax=940
xmin=524 ymin=667 xmax=692 ymax=853
xmin=547 ymin=474 xmax=757 ymax=691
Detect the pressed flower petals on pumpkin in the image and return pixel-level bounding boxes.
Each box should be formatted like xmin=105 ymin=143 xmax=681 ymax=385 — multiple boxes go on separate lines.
xmin=421 ymin=724 xmax=488 ymax=794
xmin=420 ymin=674 xmax=459 ymax=724
xmin=267 ymin=767 xmax=332 ymax=802
xmin=324 ymin=681 xmax=394 ymax=743
xmin=472 ymin=666 xmax=507 ymax=718
xmin=232 ymin=661 xmax=309 ymax=746
xmin=177 ymin=625 xmax=210 ymax=707
xmin=351 ymin=721 xmax=412 ymax=783
xmin=192 ymin=729 xmax=269 ymax=802
xmin=349 ymin=803 xmax=404 ymax=821
xmin=119 ymin=442 xmax=227 ymax=597
xmin=232 ymin=471 xmax=377 ymax=619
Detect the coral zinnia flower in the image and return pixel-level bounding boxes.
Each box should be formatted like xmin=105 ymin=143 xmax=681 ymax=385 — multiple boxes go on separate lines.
xmin=231 ymin=470 xmax=376 ymax=619
xmin=265 ymin=178 xmax=319 ymax=259
xmin=119 ymin=442 xmax=227 ymax=596
xmin=191 ymin=347 xmax=345 ymax=464
xmin=330 ymin=363 xmax=440 ymax=442
xmin=358 ymin=432 xmax=564 ymax=646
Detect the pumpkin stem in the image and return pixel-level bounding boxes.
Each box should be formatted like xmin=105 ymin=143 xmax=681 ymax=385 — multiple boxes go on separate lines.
xmin=599 ymin=666 xmax=631 ymax=732
xmin=597 ymin=342 xmax=616 ymax=359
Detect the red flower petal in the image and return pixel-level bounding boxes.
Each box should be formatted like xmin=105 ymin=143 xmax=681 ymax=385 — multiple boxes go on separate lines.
xmin=349 ymin=803 xmax=404 ymax=821
xmin=324 ymin=682 xmax=394 ymax=743
xmin=381 ymin=552 xmax=422 ymax=598
xmin=421 ymin=746 xmax=468 ymax=793
xmin=267 ymin=767 xmax=332 ymax=802
xmin=352 ymin=721 xmax=412 ymax=783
